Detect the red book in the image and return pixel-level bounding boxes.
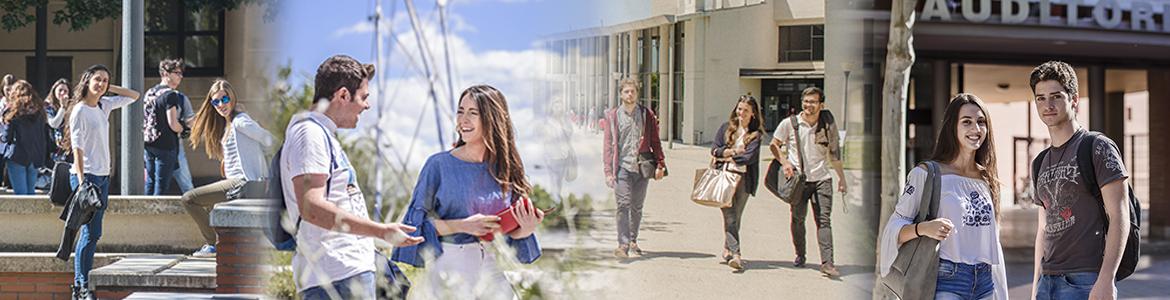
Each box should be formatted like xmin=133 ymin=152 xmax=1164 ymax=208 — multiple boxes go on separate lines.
xmin=479 ymin=197 xmax=527 ymax=242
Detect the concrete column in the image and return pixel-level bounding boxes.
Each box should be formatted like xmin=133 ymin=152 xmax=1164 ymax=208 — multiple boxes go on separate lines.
xmin=120 ymin=0 xmax=145 ymax=195
xmin=1088 ymin=65 xmax=1106 ymax=132
xmin=1148 ymin=68 xmax=1170 ymax=240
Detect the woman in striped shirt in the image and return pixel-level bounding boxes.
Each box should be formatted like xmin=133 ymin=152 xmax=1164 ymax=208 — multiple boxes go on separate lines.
xmin=183 ymin=79 xmax=275 ymax=257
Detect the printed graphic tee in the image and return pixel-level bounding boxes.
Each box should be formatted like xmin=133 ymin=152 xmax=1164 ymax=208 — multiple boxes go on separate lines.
xmin=1033 ymin=128 xmax=1129 ymax=275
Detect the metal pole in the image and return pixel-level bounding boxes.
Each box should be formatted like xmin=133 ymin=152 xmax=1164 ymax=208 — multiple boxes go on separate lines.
xmin=373 ymin=0 xmax=385 ymax=222
xmin=403 ymin=0 xmax=446 ymax=147
xmin=438 ymin=0 xmax=457 ymax=118
xmin=120 ymin=0 xmax=145 ymax=195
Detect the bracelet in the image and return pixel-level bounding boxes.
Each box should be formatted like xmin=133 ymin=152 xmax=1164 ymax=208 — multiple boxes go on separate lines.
xmin=914 ymin=223 xmax=921 ymax=237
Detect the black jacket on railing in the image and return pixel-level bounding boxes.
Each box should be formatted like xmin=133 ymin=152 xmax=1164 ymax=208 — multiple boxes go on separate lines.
xmin=56 ymin=182 xmax=102 ymax=261
xmin=711 ymin=122 xmax=762 ymax=196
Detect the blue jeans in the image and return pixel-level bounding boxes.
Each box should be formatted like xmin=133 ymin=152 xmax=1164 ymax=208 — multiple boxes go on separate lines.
xmin=6 ymin=161 xmax=38 ymax=195
xmin=173 ymin=146 xmax=193 ymax=193
xmin=935 ymin=259 xmax=994 ymax=300
xmin=1036 ymin=272 xmax=1099 ymax=300
xmin=300 ymin=271 xmax=376 ymax=300
xmin=144 ymin=147 xmax=178 ymax=195
xmin=69 ymin=174 xmax=110 ymax=287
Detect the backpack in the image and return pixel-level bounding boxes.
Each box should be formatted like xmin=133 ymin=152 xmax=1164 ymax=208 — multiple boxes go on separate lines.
xmin=265 ymin=117 xmax=337 ymax=251
xmin=1031 ymin=131 xmax=1141 ymax=281
xmin=142 ymin=86 xmax=175 ymax=144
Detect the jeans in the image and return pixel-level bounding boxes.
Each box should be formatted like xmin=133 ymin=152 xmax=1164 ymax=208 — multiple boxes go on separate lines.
xmin=935 ymin=259 xmax=994 ymax=300
xmin=6 ymin=161 xmax=38 ymax=195
xmin=614 ymin=168 xmax=649 ymax=246
xmin=174 ymin=145 xmax=193 ymax=193
xmin=69 ymin=174 xmax=110 ymax=287
xmin=144 ymin=146 xmax=178 ymax=195
xmin=182 ymin=178 xmax=246 ymax=244
xmin=300 ymin=271 xmax=376 ymax=300
xmin=1036 ymin=272 xmax=1100 ymax=300
xmin=721 ymin=179 xmax=750 ymax=255
xmin=791 ymin=179 xmax=834 ymax=264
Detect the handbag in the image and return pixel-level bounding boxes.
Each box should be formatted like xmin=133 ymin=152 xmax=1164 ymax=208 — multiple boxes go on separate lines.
xmin=878 ymin=161 xmax=943 ymax=300
xmin=690 ymin=158 xmax=742 ymax=208
xmin=770 ymin=115 xmax=808 ymax=204
xmin=48 ymin=162 xmax=72 ymax=206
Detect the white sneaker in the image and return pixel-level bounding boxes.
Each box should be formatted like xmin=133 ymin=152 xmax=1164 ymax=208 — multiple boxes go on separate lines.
xmin=192 ymin=244 xmax=216 ymax=257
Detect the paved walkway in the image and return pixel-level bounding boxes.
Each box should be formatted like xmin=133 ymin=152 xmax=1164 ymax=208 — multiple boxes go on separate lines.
xmin=557 ymin=138 xmax=876 ymax=299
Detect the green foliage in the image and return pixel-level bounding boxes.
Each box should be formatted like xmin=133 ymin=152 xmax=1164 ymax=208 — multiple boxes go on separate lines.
xmin=0 ymin=0 xmax=280 ymax=32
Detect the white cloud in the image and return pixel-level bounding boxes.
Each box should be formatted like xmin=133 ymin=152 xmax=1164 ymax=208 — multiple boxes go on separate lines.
xmin=331 ymin=9 xmax=477 ymax=39
xmin=333 ymin=10 xmax=602 ymax=200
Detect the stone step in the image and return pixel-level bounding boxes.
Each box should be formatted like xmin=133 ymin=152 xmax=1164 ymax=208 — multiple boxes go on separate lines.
xmin=0 ymin=195 xmax=207 ymax=253
xmin=90 ymin=254 xmax=216 ymax=291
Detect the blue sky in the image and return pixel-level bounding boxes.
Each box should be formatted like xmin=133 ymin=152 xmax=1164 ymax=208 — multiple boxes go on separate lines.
xmin=276 ymin=0 xmax=600 ymax=78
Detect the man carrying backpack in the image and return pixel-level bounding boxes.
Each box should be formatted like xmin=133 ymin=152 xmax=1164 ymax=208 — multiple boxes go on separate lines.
xmin=143 ymin=58 xmax=187 ymax=195
xmin=1029 ymin=61 xmax=1134 ymax=300
xmin=279 ymin=55 xmax=422 ymax=299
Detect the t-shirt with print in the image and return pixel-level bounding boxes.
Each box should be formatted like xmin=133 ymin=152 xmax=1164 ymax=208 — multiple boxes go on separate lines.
xmin=279 ymin=111 xmax=374 ymax=292
xmin=144 ymin=84 xmax=182 ymax=150
xmin=1033 ymin=128 xmax=1129 ymax=275
xmin=69 ymin=95 xmax=137 ymax=176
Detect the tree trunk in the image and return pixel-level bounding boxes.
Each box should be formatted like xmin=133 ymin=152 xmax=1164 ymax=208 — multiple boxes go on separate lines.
xmin=874 ymin=0 xmax=916 ymax=298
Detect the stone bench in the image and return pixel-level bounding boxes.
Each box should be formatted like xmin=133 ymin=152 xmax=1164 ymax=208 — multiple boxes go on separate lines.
xmin=0 ymin=195 xmax=206 ymax=253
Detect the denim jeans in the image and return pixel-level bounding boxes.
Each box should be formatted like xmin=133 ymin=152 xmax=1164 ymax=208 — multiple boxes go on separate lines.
xmin=6 ymin=161 xmax=38 ymax=195
xmin=935 ymin=259 xmax=994 ymax=300
xmin=1036 ymin=272 xmax=1100 ymax=300
xmin=300 ymin=271 xmax=375 ymax=300
xmin=144 ymin=146 xmax=178 ymax=195
xmin=173 ymin=145 xmax=193 ymax=193
xmin=69 ymin=174 xmax=110 ymax=287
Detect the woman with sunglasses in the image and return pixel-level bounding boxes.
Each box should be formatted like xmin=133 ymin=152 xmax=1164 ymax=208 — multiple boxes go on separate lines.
xmin=182 ymin=79 xmax=274 ymax=257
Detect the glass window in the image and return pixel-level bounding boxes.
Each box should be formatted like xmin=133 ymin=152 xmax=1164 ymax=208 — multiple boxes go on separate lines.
xmin=779 ymin=25 xmax=824 ymax=62
xmin=146 ymin=0 xmax=225 ymax=77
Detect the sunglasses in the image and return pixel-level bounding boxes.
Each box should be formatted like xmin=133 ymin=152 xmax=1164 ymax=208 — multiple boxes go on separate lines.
xmin=211 ymin=95 xmax=231 ymax=107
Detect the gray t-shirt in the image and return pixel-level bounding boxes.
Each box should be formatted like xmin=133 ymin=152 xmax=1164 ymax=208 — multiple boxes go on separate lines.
xmin=617 ymin=106 xmax=642 ymax=173
xmin=1033 ymin=128 xmax=1128 ymax=275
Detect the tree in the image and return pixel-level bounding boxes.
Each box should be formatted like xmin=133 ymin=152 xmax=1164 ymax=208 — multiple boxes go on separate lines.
xmin=1 ymin=0 xmax=277 ymax=32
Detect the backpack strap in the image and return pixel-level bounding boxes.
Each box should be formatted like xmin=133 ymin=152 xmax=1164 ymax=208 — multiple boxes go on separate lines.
xmin=1031 ymin=148 xmax=1050 ymax=207
xmin=289 ymin=117 xmax=339 ymax=231
xmin=1076 ymin=132 xmax=1102 ymax=198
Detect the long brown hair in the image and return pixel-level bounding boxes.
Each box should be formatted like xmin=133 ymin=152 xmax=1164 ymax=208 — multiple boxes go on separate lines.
xmin=930 ymin=93 xmax=1000 ymax=217
xmin=46 ymin=78 xmax=70 ymax=110
xmin=60 ymin=65 xmax=111 ymax=154
xmin=724 ymin=95 xmax=765 ymax=145
xmin=453 ymin=85 xmax=531 ymax=197
xmin=3 ymin=80 xmax=46 ymax=123
xmin=190 ymin=79 xmax=238 ymax=161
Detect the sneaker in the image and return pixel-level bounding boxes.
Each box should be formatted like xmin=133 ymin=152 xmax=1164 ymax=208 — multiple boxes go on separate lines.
xmin=793 ymin=255 xmax=806 ymax=268
xmin=613 ymin=245 xmax=629 ymax=258
xmin=74 ymin=284 xmax=95 ymax=300
xmin=820 ymin=262 xmax=840 ymax=277
xmin=192 ymin=244 xmax=216 ymax=257
xmin=728 ymin=254 xmax=744 ymax=271
xmin=628 ymin=242 xmax=644 ymax=257
xmin=721 ymin=249 xmax=733 ymax=263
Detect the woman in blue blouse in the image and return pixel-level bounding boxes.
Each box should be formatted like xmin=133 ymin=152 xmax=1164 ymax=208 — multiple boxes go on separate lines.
xmin=392 ymin=84 xmax=544 ymax=298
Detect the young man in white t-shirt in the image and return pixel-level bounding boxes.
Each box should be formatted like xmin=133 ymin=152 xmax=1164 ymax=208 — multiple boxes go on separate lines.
xmin=280 ymin=55 xmax=422 ymax=299
xmin=66 ymin=65 xmax=141 ymax=300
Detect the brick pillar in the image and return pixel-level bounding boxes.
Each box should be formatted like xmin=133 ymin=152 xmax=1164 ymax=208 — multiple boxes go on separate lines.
xmin=214 ymin=227 xmax=268 ymax=294
xmin=209 ymin=199 xmax=275 ymax=294
xmin=1149 ymin=68 xmax=1170 ymax=240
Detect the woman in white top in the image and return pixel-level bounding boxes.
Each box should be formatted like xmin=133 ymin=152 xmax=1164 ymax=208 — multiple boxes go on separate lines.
xmin=183 ymin=79 xmax=274 ymax=257
xmin=708 ymin=95 xmax=764 ymax=271
xmin=46 ymin=78 xmax=71 ymax=163
xmin=62 ymin=64 xmax=141 ymax=300
xmin=879 ymin=93 xmax=1008 ymax=300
